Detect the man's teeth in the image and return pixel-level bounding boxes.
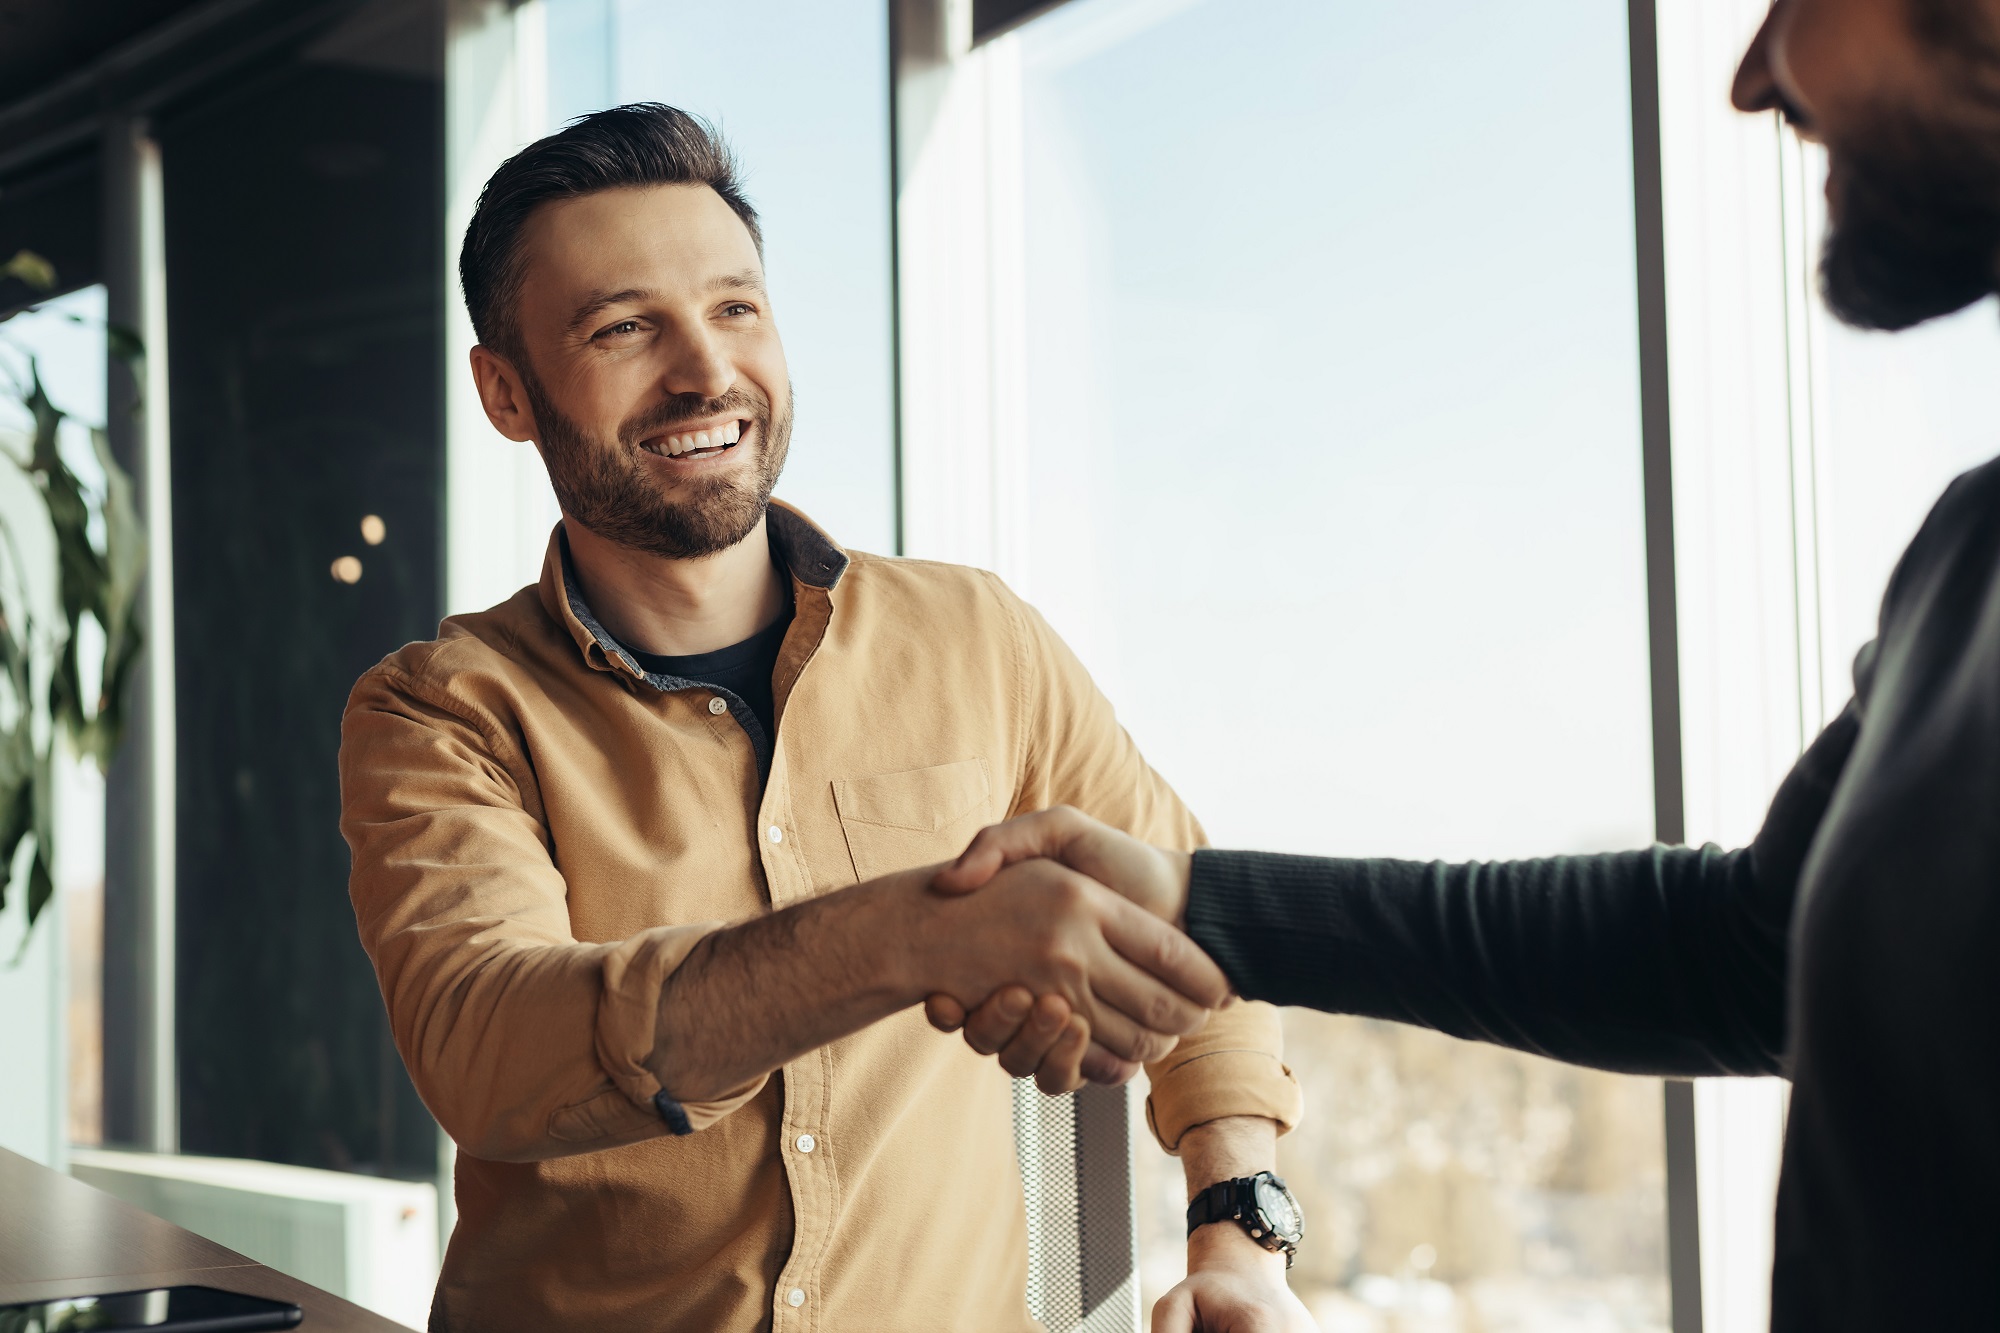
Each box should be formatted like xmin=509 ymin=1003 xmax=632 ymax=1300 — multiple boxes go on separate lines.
xmin=649 ymin=420 xmax=744 ymax=457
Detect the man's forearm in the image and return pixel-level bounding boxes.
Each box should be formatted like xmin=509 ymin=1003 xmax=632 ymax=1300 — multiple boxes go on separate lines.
xmin=646 ymin=869 xmax=929 ymax=1102
xmin=1180 ymin=1117 xmax=1287 ymax=1274
xmin=1179 ymin=1116 xmax=1279 ymax=1198
xmin=646 ymin=854 xmax=1225 ymax=1106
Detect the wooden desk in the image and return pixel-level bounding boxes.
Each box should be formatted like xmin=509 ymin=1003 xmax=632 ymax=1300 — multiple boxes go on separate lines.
xmin=0 ymin=1148 xmax=413 ymax=1331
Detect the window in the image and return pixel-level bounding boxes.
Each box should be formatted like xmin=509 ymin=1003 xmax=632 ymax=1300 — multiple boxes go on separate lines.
xmin=899 ymin=0 xmax=1670 ymax=1325
xmin=1818 ymin=290 xmax=2000 ymax=680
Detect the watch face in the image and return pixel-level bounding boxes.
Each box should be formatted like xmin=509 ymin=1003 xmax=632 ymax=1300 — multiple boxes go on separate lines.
xmin=1254 ymin=1177 xmax=1304 ymax=1242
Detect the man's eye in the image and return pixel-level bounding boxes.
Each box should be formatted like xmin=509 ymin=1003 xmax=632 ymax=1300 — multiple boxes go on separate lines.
xmin=597 ymin=320 xmax=642 ymax=338
xmin=722 ymin=303 xmax=754 ymax=317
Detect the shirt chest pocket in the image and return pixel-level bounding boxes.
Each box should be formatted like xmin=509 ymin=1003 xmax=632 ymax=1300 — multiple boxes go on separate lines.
xmin=832 ymin=758 xmax=996 ymax=882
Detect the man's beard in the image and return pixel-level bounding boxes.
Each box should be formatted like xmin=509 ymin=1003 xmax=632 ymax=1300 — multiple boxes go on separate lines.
xmin=524 ymin=373 xmax=793 ymax=560
xmin=1820 ymin=102 xmax=2000 ymax=331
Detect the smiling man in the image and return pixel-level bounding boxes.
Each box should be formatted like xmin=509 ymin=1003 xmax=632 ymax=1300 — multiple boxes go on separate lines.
xmin=336 ymin=105 xmax=1303 ymax=1332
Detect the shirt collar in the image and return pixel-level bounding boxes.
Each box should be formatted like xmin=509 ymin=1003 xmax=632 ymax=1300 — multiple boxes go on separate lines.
xmin=537 ymin=499 xmax=849 ymax=680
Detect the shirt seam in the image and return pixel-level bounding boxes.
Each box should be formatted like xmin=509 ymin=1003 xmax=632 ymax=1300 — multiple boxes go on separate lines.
xmin=363 ymin=662 xmax=537 ymax=807
xmin=980 ymin=569 xmax=1036 ymax=817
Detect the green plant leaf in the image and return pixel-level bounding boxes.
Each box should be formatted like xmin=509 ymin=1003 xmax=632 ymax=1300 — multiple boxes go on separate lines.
xmin=85 ymin=426 xmax=147 ymax=766
xmin=0 ymin=713 xmax=37 ymax=931
xmin=106 ymin=321 xmax=146 ymax=371
xmin=0 ymin=335 xmax=148 ymax=952
xmin=0 ymin=249 xmax=56 ymax=292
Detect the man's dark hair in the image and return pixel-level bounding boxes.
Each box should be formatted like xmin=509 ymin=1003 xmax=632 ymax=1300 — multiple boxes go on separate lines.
xmin=459 ymin=103 xmax=762 ymax=362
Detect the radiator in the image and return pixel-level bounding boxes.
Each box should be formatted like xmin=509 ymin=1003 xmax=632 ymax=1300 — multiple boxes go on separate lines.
xmin=68 ymin=1148 xmax=437 ymax=1330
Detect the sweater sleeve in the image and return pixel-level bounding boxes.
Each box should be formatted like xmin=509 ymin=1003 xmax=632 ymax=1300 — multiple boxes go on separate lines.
xmin=1184 ymin=702 xmax=1861 ymax=1078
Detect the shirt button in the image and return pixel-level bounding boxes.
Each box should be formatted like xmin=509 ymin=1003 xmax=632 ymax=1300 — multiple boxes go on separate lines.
xmin=795 ymin=1133 xmax=815 ymax=1153
xmin=787 ymin=1288 xmax=805 ymax=1308
xmin=768 ymin=825 xmax=784 ymax=844
xmin=707 ymin=696 xmax=728 ymax=715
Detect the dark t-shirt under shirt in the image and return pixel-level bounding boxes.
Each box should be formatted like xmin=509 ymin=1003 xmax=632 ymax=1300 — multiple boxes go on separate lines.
xmin=632 ymin=610 xmax=792 ymax=744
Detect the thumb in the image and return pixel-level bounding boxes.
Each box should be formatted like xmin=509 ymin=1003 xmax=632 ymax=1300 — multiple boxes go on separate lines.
xmin=930 ymin=838 xmax=1006 ymax=895
xmin=1150 ymin=1285 xmax=1197 ymax=1333
xmin=932 ymin=808 xmax=1089 ymax=894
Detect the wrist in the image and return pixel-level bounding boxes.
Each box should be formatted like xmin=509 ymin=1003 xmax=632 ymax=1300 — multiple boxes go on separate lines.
xmin=871 ymin=865 xmax=955 ymax=1006
xmin=1187 ymin=1217 xmax=1287 ymax=1274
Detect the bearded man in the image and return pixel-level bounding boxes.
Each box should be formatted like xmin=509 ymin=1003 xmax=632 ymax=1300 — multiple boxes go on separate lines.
xmin=337 ymin=104 xmax=1304 ymax=1332
xmin=932 ymin=2 xmax=2000 ymax=1329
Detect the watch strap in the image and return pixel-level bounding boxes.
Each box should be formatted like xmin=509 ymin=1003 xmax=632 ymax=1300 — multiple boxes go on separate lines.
xmin=1185 ymin=1178 xmax=1248 ymax=1236
xmin=1186 ymin=1173 xmax=1301 ymax=1269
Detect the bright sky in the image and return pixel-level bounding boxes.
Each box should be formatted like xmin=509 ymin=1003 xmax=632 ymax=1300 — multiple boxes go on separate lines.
xmin=1010 ymin=0 xmax=1658 ymax=860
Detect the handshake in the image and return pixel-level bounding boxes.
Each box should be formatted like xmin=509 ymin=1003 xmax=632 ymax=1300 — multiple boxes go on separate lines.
xmin=910 ymin=806 xmax=1220 ymax=1096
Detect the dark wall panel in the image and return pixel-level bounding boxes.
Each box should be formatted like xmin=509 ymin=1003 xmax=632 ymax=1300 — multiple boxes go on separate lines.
xmin=159 ymin=56 xmax=441 ymax=1178
xmin=0 ymin=150 xmax=99 ymax=316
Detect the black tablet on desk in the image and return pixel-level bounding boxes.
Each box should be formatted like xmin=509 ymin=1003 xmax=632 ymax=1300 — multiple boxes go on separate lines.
xmin=0 ymin=1285 xmax=303 ymax=1331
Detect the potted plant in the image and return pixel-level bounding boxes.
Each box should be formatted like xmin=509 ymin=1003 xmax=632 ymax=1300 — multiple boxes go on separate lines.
xmin=0 ymin=249 xmax=146 ymax=952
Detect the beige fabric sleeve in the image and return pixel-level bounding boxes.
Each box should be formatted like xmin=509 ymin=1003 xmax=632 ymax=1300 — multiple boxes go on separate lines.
xmin=339 ymin=665 xmax=764 ymax=1163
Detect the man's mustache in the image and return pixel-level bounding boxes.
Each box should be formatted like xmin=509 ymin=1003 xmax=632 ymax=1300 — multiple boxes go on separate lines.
xmin=619 ymin=389 xmax=769 ymax=446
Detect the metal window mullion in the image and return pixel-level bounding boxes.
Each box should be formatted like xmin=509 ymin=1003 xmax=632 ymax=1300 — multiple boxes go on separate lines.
xmin=1625 ymin=1 xmax=1704 ymax=1330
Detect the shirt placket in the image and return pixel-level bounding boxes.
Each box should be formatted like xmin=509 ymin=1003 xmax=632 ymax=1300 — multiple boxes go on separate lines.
xmin=561 ymin=523 xmax=847 ymax=1325
xmin=758 ymin=740 xmax=832 ymax=1329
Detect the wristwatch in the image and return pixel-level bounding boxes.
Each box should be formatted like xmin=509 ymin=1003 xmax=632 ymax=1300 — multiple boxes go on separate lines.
xmin=1185 ymin=1171 xmax=1304 ymax=1267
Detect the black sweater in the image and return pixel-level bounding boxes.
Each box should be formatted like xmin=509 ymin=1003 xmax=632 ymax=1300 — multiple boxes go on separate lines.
xmin=1186 ymin=456 xmax=2000 ymax=1332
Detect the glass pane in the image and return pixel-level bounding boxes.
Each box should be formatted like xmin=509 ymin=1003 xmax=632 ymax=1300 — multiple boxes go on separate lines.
xmin=1815 ymin=276 xmax=2000 ymax=680
xmin=548 ymin=0 xmax=899 ymax=554
xmin=1009 ymin=1 xmax=1667 ymax=1327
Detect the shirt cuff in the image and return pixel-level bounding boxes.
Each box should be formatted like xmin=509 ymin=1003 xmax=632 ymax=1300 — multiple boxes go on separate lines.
xmin=1142 ymin=998 xmax=1303 ymax=1153
xmin=593 ymin=923 xmax=770 ymax=1133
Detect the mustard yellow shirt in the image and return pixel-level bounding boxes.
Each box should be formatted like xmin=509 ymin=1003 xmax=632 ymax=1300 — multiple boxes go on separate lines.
xmin=338 ymin=503 xmax=1301 ymax=1332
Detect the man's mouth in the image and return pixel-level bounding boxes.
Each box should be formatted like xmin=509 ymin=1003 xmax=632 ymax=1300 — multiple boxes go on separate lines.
xmin=640 ymin=418 xmax=747 ymax=461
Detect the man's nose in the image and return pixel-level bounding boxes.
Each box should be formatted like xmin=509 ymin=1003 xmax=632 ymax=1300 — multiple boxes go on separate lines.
xmin=1732 ymin=3 xmax=1784 ymax=114
xmin=660 ymin=325 xmax=736 ymax=401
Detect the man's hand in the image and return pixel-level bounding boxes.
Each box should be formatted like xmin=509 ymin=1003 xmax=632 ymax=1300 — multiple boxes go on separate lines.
xmin=911 ymin=854 xmax=1225 ymax=1068
xmin=1157 ymin=1118 xmax=1316 ymax=1333
xmin=921 ymin=808 xmax=1199 ymax=1091
xmin=645 ymin=855 xmax=1225 ymax=1106
xmin=1154 ymin=1227 xmax=1317 ymax=1333
xmin=933 ymin=806 xmax=1194 ymax=923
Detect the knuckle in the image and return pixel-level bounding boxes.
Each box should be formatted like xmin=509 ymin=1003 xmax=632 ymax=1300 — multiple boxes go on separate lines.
xmin=1050 ymin=873 xmax=1092 ymax=914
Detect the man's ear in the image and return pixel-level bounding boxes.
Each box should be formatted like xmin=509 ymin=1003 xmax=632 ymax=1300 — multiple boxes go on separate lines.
xmin=470 ymin=344 xmax=540 ymax=443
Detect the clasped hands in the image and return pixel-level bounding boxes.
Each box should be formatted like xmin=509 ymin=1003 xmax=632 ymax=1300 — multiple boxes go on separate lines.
xmin=916 ymin=806 xmax=1209 ymax=1094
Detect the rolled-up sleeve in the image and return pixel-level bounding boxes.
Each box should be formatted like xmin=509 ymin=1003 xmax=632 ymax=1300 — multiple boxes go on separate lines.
xmin=994 ymin=576 xmax=1304 ymax=1152
xmin=1143 ymin=998 xmax=1301 ymax=1152
xmin=340 ymin=663 xmax=765 ymax=1163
